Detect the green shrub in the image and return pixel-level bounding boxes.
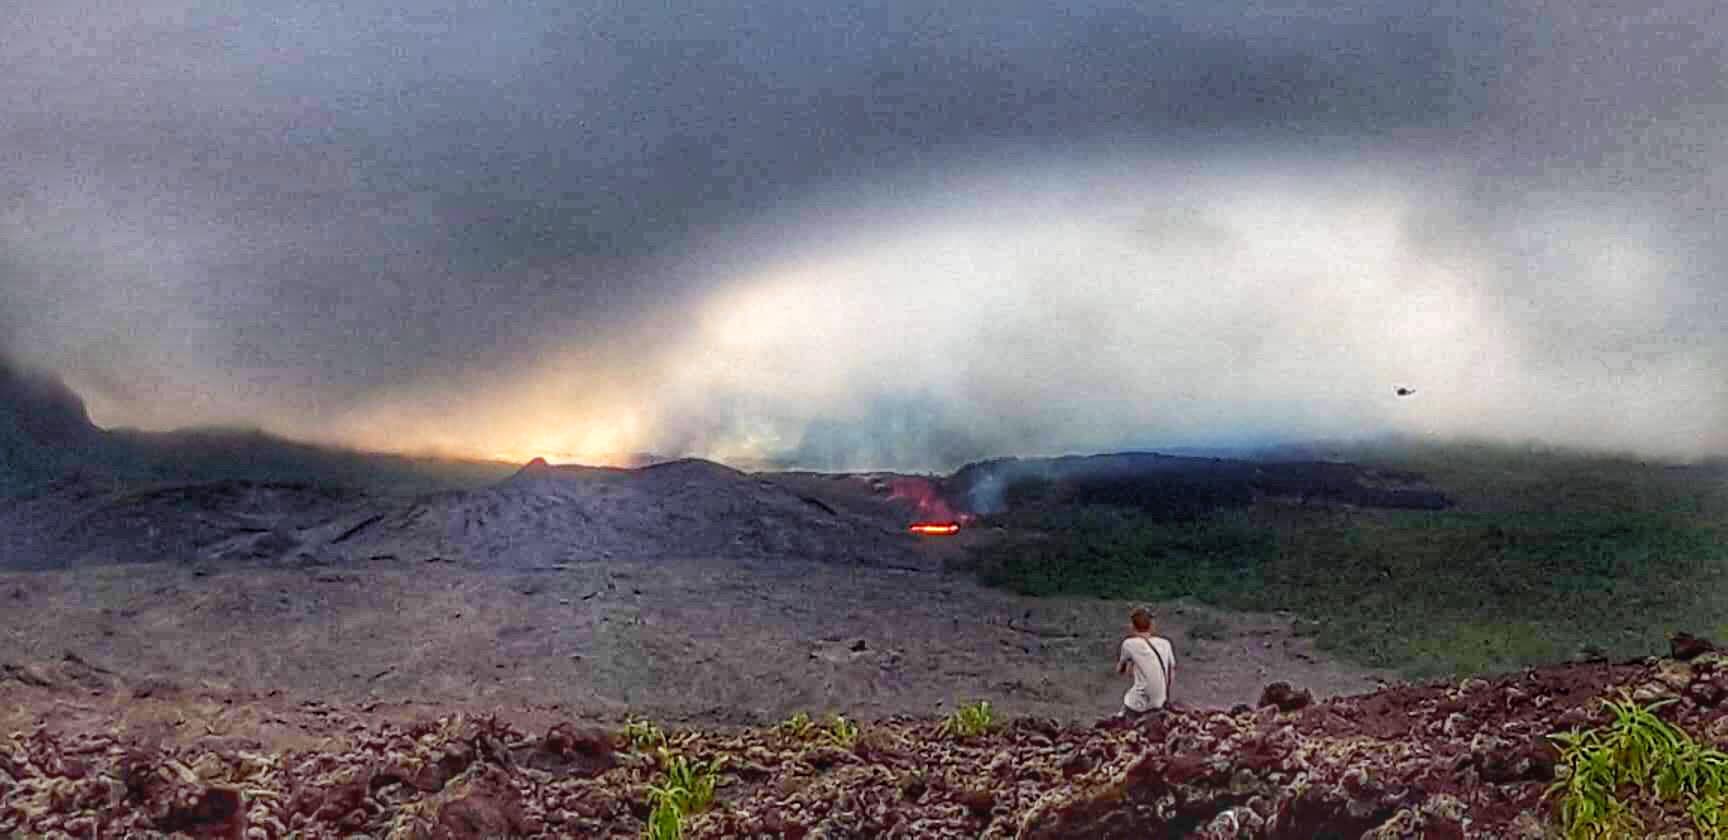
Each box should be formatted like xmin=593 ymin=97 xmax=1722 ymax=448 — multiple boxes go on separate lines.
xmin=643 ymin=798 xmax=684 ymax=840
xmin=642 ymin=748 xmax=726 ymax=840
xmin=623 ymin=716 xmax=668 ymax=751
xmin=1547 ymin=692 xmax=1728 ymax=839
xmin=654 ymin=748 xmax=724 ymax=812
xmin=1399 ymin=622 xmax=1561 ymax=680
xmin=824 ymin=714 xmax=860 ymax=748
xmin=970 ymin=500 xmax=1728 ymax=679
xmin=778 ymin=711 xmax=815 ymax=740
xmin=974 ymin=508 xmax=1275 ymax=603
xmin=941 ymin=701 xmax=994 ymax=739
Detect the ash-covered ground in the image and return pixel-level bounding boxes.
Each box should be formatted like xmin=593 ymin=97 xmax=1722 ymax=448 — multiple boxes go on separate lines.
xmin=0 ymin=457 xmax=1393 ymax=728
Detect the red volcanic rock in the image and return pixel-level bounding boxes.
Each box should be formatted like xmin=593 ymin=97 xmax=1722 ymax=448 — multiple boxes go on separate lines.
xmin=1688 ymin=678 xmax=1725 ymax=707
xmin=1671 ymin=631 xmax=1716 ymax=661
xmin=1271 ymin=783 xmax=1402 ymax=839
xmin=1475 ymin=734 xmax=1558 ymax=784
xmin=158 ymin=786 xmax=244 ymax=838
xmin=427 ymin=766 xmax=527 ymax=840
xmin=2 ymin=654 xmax=1718 ymax=838
xmin=1257 ymin=681 xmax=1313 ymax=712
xmin=954 ymin=785 xmax=995 ymax=816
xmin=517 ymin=723 xmax=617 ymax=778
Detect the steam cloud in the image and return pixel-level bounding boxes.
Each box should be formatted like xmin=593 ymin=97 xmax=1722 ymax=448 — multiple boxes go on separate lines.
xmin=2 ymin=1 xmax=1724 ymax=469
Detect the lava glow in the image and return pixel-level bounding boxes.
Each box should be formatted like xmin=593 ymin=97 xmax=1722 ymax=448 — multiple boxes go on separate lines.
xmin=891 ymin=477 xmax=974 ymax=521
xmin=908 ymin=522 xmax=961 ymax=536
xmin=888 ymin=476 xmax=974 ymax=535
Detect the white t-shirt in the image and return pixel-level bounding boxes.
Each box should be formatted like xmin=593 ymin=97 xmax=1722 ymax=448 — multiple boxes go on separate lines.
xmin=1119 ymin=635 xmax=1175 ymax=712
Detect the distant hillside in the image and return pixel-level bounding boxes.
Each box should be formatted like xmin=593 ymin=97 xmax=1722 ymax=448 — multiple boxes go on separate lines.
xmin=0 ymin=359 xmax=515 ymax=498
xmin=0 ymin=361 xmax=109 ymax=494
xmin=944 ymin=450 xmax=1451 ymax=518
xmin=104 ymin=427 xmax=517 ymax=496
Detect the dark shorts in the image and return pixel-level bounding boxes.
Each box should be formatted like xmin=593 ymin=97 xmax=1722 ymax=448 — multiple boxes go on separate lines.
xmin=1121 ymin=704 xmax=1163 ymax=720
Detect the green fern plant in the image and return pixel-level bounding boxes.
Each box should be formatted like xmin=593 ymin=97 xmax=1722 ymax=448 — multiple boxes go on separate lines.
xmin=1547 ymin=691 xmax=1728 ymax=839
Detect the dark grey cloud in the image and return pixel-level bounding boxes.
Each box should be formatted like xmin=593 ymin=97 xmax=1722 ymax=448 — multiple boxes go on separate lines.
xmin=1 ymin=0 xmax=1723 ymax=465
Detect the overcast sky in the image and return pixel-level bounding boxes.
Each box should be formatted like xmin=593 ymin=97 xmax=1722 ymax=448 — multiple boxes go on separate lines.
xmin=2 ymin=0 xmax=1724 ymax=468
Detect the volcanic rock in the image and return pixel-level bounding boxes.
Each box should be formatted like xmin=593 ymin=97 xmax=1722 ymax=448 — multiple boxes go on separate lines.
xmin=1 ymin=653 xmax=1708 ymax=837
xmin=423 ymin=765 xmax=527 ymax=840
xmin=1654 ymin=659 xmax=1694 ymax=691
xmin=1687 ymin=678 xmax=1725 ymax=707
xmin=1256 ymin=681 xmax=1313 ymax=712
xmin=516 ymin=723 xmax=617 ymax=778
xmin=954 ymin=786 xmax=995 ymax=816
xmin=1670 ymin=631 xmax=1716 ymax=660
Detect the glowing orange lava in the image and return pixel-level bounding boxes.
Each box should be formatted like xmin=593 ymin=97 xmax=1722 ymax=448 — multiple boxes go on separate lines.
xmin=888 ymin=477 xmax=974 ymax=524
xmin=908 ymin=522 xmax=961 ymax=536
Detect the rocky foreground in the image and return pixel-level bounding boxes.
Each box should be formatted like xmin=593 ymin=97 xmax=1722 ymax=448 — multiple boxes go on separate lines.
xmin=4 ymin=638 xmax=1725 ymax=839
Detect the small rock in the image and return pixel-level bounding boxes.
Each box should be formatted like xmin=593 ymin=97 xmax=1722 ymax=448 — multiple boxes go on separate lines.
xmin=1257 ymin=681 xmax=1312 ymax=713
xmin=1671 ymin=631 xmax=1716 ymax=661
xmin=898 ymin=771 xmax=927 ymax=800
xmin=1339 ymin=765 xmax=1377 ymax=798
xmin=1468 ymin=732 xmax=1508 ymax=759
xmin=159 ymin=786 xmax=244 ymax=836
xmin=426 ymin=767 xmax=527 ymax=840
xmin=1442 ymin=712 xmax=1473 ymax=738
xmin=518 ymin=723 xmax=618 ymax=778
xmin=1654 ymin=659 xmax=1694 ymax=691
xmin=1200 ymin=805 xmax=1265 ymax=837
xmin=955 ymin=787 xmax=995 ymax=816
xmin=3 ymin=662 xmax=54 ymax=688
xmin=1631 ymin=683 xmax=1669 ymax=704
xmin=1419 ymin=802 xmax=1467 ymax=834
xmin=1508 ymin=810 xmax=1551 ymax=838
xmin=803 ymin=745 xmax=855 ymax=770
xmin=1709 ymin=715 xmax=1728 ymax=744
xmin=1691 ymin=679 xmax=1726 ymax=707
xmin=1692 ymin=651 xmax=1728 ymax=672
xmin=1363 ymin=809 xmax=1421 ymax=839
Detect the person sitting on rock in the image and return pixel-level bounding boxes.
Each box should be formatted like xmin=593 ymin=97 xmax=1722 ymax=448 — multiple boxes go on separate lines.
xmin=1117 ymin=607 xmax=1175 ymax=719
